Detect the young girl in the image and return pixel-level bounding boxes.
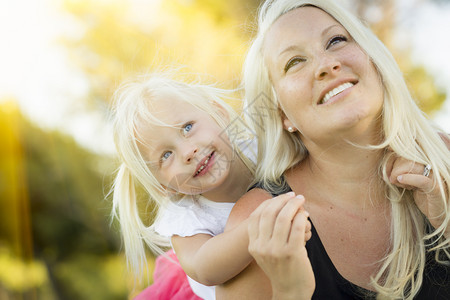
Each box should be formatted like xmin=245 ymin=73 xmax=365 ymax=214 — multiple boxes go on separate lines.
xmin=109 ymin=73 xmax=312 ymax=299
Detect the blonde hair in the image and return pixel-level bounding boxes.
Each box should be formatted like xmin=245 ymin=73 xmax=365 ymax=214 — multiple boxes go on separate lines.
xmin=243 ymin=0 xmax=449 ymax=299
xmin=110 ymin=72 xmax=254 ymax=281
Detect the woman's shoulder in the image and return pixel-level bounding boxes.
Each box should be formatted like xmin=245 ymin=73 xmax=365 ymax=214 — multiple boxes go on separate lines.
xmin=224 ymin=188 xmax=272 ymax=231
xmin=225 ymin=179 xmax=293 ymax=230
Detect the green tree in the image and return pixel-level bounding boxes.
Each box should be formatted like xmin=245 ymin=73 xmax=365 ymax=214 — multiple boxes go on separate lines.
xmin=21 ymin=116 xmax=131 ymax=300
xmin=350 ymin=0 xmax=446 ymax=114
xmin=0 ymin=100 xmax=134 ymax=300
xmin=62 ymin=0 xmax=258 ymax=109
xmin=62 ymin=0 xmax=445 ymax=115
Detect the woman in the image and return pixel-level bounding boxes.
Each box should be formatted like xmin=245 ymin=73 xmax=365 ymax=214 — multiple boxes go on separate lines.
xmin=216 ymin=0 xmax=449 ymax=299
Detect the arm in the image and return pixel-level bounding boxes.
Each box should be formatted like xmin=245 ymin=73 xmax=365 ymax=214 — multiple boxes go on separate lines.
xmin=217 ymin=191 xmax=315 ymax=300
xmin=171 ymin=188 xmax=273 ymax=286
xmin=215 ymin=188 xmax=275 ymax=299
xmin=171 ymin=221 xmax=250 ymax=286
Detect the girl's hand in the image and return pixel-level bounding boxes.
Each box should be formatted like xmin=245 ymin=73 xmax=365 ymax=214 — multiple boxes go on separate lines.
xmin=388 ymin=157 xmax=447 ymax=232
xmin=247 ymin=192 xmax=315 ymax=300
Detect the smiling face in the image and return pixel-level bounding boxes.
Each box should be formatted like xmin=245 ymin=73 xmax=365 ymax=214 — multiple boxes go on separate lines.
xmin=138 ymin=93 xmax=233 ymax=196
xmin=264 ymin=6 xmax=384 ymax=147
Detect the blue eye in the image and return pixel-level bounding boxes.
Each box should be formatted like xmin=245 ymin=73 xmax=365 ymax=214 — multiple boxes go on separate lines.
xmin=183 ymin=123 xmax=193 ymax=134
xmin=161 ymin=151 xmax=172 ymax=162
xmin=326 ymin=35 xmax=347 ymax=49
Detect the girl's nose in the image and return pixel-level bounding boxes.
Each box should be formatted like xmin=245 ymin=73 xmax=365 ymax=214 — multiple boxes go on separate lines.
xmin=183 ymin=145 xmax=198 ymax=163
xmin=314 ymin=54 xmax=341 ymax=80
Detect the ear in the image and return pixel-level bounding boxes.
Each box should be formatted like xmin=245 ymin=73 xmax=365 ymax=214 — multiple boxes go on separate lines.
xmin=280 ymin=110 xmax=297 ymax=132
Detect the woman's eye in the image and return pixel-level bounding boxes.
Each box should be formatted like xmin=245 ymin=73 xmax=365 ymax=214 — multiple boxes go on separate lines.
xmin=326 ymin=35 xmax=347 ymax=49
xmin=284 ymin=57 xmax=305 ymax=73
xmin=182 ymin=123 xmax=193 ymax=135
xmin=161 ymin=151 xmax=172 ymax=162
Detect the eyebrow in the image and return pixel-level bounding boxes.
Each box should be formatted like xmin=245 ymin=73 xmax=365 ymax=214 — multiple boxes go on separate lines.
xmin=278 ymin=45 xmax=301 ymax=57
xmin=322 ymin=24 xmax=340 ymax=38
xmin=277 ymin=24 xmax=341 ymax=57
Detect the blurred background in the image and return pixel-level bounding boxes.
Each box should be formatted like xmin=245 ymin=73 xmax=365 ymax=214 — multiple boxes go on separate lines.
xmin=0 ymin=0 xmax=449 ymax=299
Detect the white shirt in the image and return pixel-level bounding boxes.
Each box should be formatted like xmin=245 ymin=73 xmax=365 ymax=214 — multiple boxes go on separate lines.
xmin=155 ymin=196 xmax=234 ymax=300
xmin=154 ymin=138 xmax=256 ymax=299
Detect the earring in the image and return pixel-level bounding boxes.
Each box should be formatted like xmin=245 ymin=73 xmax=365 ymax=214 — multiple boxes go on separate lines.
xmin=288 ymin=126 xmax=295 ymax=133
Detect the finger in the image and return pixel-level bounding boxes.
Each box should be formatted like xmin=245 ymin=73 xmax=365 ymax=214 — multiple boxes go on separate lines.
xmin=250 ymin=192 xmax=296 ymax=242
xmin=397 ymin=173 xmax=434 ymax=192
xmin=271 ymin=196 xmax=306 ymax=244
xmin=248 ymin=192 xmax=296 ymax=254
xmin=305 ymin=219 xmax=312 ymax=242
xmin=258 ymin=195 xmax=291 ymax=240
xmin=389 ymin=158 xmax=423 ymax=184
xmin=249 ymin=191 xmax=295 ymax=217
xmin=248 ymin=195 xmax=277 ymax=243
xmin=287 ymin=211 xmax=308 ymax=248
xmin=305 ymin=228 xmax=312 ymax=242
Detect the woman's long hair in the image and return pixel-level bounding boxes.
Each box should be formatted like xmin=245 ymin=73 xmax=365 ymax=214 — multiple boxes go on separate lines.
xmin=242 ymin=0 xmax=449 ymax=298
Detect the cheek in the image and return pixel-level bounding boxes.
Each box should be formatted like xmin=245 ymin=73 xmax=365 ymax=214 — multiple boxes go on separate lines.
xmin=365 ymin=64 xmax=384 ymax=108
xmin=349 ymin=49 xmax=375 ymax=80
xmin=153 ymin=171 xmax=169 ymax=188
xmin=166 ymin=172 xmax=194 ymax=192
xmin=155 ymin=163 xmax=183 ymax=183
xmin=277 ymin=86 xmax=311 ymax=125
xmin=277 ymin=81 xmax=304 ymax=111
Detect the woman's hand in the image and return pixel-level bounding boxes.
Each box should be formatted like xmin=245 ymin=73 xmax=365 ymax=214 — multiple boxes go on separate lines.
xmin=247 ymin=192 xmax=315 ymax=300
xmin=388 ymin=157 xmax=448 ymax=233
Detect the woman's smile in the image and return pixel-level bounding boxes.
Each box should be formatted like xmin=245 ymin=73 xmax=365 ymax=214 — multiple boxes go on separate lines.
xmin=319 ymin=81 xmax=356 ymax=105
xmin=264 ymin=7 xmax=383 ymax=144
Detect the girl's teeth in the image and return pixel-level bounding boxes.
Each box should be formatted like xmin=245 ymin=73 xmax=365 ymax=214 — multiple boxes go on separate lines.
xmin=321 ymin=82 xmax=354 ymax=104
xmin=195 ymin=155 xmax=211 ymax=175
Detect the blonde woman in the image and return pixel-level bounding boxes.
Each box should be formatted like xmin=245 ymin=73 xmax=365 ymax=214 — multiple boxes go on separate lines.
xmin=217 ymin=0 xmax=449 ymax=299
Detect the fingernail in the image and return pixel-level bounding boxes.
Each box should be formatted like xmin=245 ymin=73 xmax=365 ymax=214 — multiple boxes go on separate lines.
xmin=296 ymin=195 xmax=304 ymax=200
xmin=287 ymin=192 xmax=295 ymax=196
xmin=397 ymin=175 xmax=403 ymax=182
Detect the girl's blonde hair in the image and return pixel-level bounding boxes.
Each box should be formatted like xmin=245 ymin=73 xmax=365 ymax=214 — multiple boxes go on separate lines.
xmin=243 ymin=0 xmax=449 ymax=298
xmin=110 ymin=72 xmax=254 ymax=281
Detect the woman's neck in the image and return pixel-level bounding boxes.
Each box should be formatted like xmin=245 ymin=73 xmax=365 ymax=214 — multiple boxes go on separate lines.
xmin=290 ymin=143 xmax=386 ymax=209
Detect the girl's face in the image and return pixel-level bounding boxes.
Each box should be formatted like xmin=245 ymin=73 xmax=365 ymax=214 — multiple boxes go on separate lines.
xmin=264 ymin=6 xmax=384 ymax=147
xmin=139 ymin=94 xmax=234 ymax=196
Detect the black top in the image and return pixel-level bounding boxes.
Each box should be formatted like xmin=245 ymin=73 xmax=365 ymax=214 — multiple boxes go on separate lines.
xmin=250 ymin=182 xmax=450 ymax=299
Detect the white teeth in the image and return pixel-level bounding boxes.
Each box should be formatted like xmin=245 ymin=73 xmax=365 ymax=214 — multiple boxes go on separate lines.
xmin=321 ymin=82 xmax=354 ymax=104
xmin=195 ymin=155 xmax=211 ymax=176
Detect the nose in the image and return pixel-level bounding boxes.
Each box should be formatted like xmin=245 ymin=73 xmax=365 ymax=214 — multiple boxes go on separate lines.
xmin=314 ymin=53 xmax=341 ymax=80
xmin=182 ymin=143 xmax=198 ymax=164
